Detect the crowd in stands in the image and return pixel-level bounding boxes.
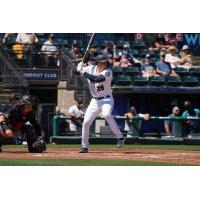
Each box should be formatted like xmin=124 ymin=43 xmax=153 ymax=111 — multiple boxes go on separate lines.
xmin=0 ymin=33 xmax=198 ymax=78
xmin=0 ymin=33 xmax=60 ymax=68
xmin=66 ymin=33 xmax=196 ymax=81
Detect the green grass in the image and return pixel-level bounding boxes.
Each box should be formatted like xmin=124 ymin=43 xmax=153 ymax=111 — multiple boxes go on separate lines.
xmin=0 ymin=158 xmax=190 ymax=166
xmin=4 ymin=144 xmax=200 ymax=151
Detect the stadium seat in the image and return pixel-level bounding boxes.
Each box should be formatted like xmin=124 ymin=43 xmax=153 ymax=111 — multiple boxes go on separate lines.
xmin=182 ymin=76 xmax=199 ymax=86
xmin=189 ymin=67 xmax=200 ymax=76
xmin=133 ymin=76 xmax=149 ymax=86
xmin=140 ymin=49 xmax=148 ymax=58
xmin=175 ymin=67 xmax=190 ymax=75
xmin=112 ymin=67 xmax=124 ymax=75
xmin=149 ymin=76 xmax=166 ymax=86
xmin=132 ymin=41 xmax=146 ymax=49
xmin=39 ymin=38 xmax=46 ymax=44
xmin=124 ymin=67 xmax=140 ymax=75
xmin=115 ymin=75 xmax=132 ymax=86
xmin=167 ymin=76 xmax=182 ymax=86
xmin=132 ymin=49 xmax=139 ymax=57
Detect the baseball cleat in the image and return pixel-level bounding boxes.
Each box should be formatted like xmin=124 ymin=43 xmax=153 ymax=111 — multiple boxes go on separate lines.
xmin=79 ymin=147 xmax=88 ymax=153
xmin=117 ymin=137 xmax=125 ymax=148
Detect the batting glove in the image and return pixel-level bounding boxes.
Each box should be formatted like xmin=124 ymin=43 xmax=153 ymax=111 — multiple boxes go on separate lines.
xmin=77 ymin=62 xmax=85 ymax=74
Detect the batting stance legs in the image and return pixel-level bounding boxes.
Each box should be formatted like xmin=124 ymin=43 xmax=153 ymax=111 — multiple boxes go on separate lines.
xmin=81 ymin=97 xmax=124 ymax=149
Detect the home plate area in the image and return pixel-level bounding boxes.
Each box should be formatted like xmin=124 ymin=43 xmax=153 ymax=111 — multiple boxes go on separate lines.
xmin=0 ymin=147 xmax=200 ymax=165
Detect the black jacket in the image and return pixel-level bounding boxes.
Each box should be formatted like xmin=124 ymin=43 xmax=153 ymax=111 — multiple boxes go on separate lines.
xmin=7 ymin=106 xmax=42 ymax=136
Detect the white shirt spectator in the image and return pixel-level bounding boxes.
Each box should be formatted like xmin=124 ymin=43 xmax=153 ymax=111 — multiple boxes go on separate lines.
xmin=165 ymin=53 xmax=181 ymax=69
xmin=68 ymin=105 xmax=85 ymax=132
xmin=16 ymin=33 xmax=38 ymax=44
xmin=41 ymin=40 xmax=58 ymax=55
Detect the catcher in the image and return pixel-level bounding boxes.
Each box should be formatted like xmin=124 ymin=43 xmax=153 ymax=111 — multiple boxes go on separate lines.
xmin=0 ymin=95 xmax=46 ymax=153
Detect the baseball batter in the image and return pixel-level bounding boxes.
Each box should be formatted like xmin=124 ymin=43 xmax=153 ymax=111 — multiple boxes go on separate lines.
xmin=77 ymin=54 xmax=125 ymax=153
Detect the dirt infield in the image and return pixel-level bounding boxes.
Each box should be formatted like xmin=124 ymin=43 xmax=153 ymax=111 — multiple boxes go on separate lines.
xmin=0 ymin=147 xmax=200 ymax=165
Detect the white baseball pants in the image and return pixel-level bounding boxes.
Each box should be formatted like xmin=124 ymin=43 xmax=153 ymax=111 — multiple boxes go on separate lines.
xmin=81 ymin=97 xmax=123 ymax=148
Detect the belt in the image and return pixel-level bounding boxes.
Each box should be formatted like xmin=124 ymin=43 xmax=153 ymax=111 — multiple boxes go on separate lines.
xmin=93 ymin=95 xmax=111 ymax=100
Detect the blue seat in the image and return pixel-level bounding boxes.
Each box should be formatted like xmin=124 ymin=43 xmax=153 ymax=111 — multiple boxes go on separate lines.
xmin=133 ymin=76 xmax=149 ymax=86
xmin=115 ymin=75 xmax=132 ymax=86
xmin=189 ymin=67 xmax=200 ymax=76
xmin=150 ymin=76 xmax=166 ymax=86
xmin=124 ymin=67 xmax=140 ymax=75
xmin=182 ymin=76 xmax=199 ymax=86
xmin=112 ymin=67 xmax=124 ymax=75
xmin=175 ymin=67 xmax=189 ymax=75
xmin=167 ymin=76 xmax=182 ymax=86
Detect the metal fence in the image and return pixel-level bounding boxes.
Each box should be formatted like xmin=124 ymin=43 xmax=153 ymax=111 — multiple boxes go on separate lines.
xmin=52 ymin=115 xmax=200 ymax=138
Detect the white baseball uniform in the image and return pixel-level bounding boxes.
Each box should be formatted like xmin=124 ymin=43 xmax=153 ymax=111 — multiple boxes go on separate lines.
xmin=77 ymin=63 xmax=123 ymax=148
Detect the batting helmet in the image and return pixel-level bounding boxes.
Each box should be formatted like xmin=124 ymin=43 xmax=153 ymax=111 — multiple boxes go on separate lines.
xmin=95 ymin=54 xmax=108 ymax=63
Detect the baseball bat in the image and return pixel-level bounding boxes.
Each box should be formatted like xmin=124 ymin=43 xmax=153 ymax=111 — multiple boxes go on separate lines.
xmin=82 ymin=33 xmax=96 ymax=63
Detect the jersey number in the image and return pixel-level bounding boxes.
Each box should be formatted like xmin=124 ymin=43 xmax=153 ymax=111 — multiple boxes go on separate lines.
xmin=97 ymin=85 xmax=104 ymax=91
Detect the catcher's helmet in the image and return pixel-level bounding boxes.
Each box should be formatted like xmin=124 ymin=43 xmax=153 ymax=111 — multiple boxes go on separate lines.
xmin=19 ymin=95 xmax=35 ymax=106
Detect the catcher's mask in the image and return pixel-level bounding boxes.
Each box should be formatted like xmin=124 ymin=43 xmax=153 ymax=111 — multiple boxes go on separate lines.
xmin=19 ymin=95 xmax=39 ymax=110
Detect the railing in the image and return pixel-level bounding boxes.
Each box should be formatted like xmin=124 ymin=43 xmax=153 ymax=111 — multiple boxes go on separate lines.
xmin=0 ymin=48 xmax=28 ymax=88
xmin=52 ymin=115 xmax=199 ymax=138
xmin=60 ymin=47 xmax=88 ymax=89
xmin=1 ymin=45 xmax=61 ymax=69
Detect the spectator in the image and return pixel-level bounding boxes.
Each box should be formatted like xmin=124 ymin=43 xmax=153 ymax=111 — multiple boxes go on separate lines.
xmin=165 ymin=46 xmax=181 ymax=69
xmin=55 ymin=106 xmax=70 ymax=135
xmin=115 ymin=43 xmax=141 ymax=65
xmin=16 ymin=33 xmax=38 ymax=44
xmin=155 ymin=51 xmax=179 ymax=76
xmin=179 ymin=45 xmax=193 ymax=67
xmin=164 ymin=106 xmax=181 ymax=137
xmin=113 ymin=55 xmax=121 ymax=67
xmin=182 ymin=101 xmax=200 ymax=137
xmin=67 ymin=98 xmax=85 ymax=133
xmin=87 ymin=57 xmax=96 ymax=66
xmin=23 ymin=34 xmax=37 ymax=52
xmin=0 ymin=94 xmax=20 ymax=114
xmin=23 ymin=34 xmax=38 ymax=68
xmin=12 ymin=43 xmax=24 ymax=59
xmin=124 ymin=106 xmax=150 ymax=137
xmin=13 ymin=34 xmax=38 ymax=60
xmin=2 ymin=33 xmax=17 ymax=45
xmin=41 ymin=34 xmax=59 ymax=67
xmin=141 ymin=54 xmax=159 ymax=78
xmin=165 ymin=33 xmax=177 ymax=47
xmin=120 ymin=53 xmax=133 ymax=68
xmin=101 ymin=44 xmax=113 ymax=57
xmin=69 ymin=42 xmax=83 ymax=63
xmin=85 ymin=47 xmax=98 ymax=65
xmin=149 ymin=33 xmax=169 ymax=51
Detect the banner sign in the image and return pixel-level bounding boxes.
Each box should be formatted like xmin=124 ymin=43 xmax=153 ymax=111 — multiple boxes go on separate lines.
xmin=135 ymin=33 xmax=144 ymax=41
xmin=183 ymin=33 xmax=200 ymax=55
xmin=176 ymin=33 xmax=183 ymax=41
xmin=22 ymin=68 xmax=59 ymax=84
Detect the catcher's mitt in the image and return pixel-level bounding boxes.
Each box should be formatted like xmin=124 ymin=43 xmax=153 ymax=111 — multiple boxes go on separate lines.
xmin=31 ymin=136 xmax=47 ymax=153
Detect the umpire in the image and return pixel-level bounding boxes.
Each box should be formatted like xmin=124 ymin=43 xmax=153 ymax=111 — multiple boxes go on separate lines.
xmin=0 ymin=95 xmax=46 ymax=153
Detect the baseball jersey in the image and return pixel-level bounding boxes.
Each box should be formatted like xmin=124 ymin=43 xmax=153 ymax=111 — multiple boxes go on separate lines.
xmin=82 ymin=65 xmax=113 ymax=98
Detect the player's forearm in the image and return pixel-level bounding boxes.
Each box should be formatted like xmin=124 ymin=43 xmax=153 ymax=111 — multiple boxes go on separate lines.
xmin=83 ymin=72 xmax=105 ymax=83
